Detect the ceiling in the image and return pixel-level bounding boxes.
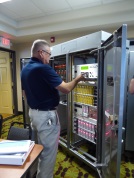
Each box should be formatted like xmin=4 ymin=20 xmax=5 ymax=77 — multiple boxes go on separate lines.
xmin=0 ymin=0 xmax=134 ymax=44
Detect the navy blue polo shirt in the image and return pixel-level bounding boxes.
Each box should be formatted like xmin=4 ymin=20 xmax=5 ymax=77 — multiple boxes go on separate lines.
xmin=21 ymin=57 xmax=62 ymax=110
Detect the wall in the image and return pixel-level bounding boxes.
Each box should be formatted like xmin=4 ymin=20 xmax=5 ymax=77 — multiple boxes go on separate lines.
xmin=15 ymin=27 xmax=134 ymax=112
xmin=15 ymin=43 xmax=32 ymax=112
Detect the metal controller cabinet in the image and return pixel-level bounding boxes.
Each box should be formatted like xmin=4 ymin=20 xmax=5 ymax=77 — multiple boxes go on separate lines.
xmin=50 ymin=25 xmax=128 ymax=178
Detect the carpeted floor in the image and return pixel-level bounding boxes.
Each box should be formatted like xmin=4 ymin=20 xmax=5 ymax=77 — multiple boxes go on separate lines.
xmin=1 ymin=115 xmax=134 ymax=178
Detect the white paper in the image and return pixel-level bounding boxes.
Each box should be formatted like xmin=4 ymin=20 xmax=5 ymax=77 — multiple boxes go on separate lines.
xmin=0 ymin=140 xmax=31 ymax=155
xmin=0 ymin=141 xmax=35 ymax=165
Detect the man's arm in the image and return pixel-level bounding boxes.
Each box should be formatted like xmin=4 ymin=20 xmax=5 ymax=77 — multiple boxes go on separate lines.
xmin=56 ymin=74 xmax=86 ymax=94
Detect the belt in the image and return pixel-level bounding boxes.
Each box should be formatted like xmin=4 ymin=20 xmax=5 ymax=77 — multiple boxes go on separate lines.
xmin=32 ymin=108 xmax=56 ymax=111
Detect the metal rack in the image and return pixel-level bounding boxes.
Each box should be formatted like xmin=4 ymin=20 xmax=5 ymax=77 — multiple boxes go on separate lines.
xmin=50 ymin=25 xmax=128 ymax=178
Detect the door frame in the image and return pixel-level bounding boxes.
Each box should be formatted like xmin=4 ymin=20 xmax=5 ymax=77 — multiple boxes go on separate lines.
xmin=0 ymin=47 xmax=18 ymax=115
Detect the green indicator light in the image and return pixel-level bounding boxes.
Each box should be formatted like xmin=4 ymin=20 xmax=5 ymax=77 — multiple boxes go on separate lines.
xmin=107 ymin=65 xmax=112 ymax=72
xmin=81 ymin=66 xmax=89 ymax=70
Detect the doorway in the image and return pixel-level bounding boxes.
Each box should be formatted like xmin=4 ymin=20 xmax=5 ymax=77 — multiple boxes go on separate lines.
xmin=0 ymin=49 xmax=18 ymax=116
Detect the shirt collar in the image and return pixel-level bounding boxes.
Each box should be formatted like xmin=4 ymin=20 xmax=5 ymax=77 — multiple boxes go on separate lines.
xmin=31 ymin=57 xmax=43 ymax=64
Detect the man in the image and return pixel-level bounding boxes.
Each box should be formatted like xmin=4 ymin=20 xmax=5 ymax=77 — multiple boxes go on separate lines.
xmin=21 ymin=39 xmax=86 ymax=178
xmin=129 ymin=77 xmax=134 ymax=94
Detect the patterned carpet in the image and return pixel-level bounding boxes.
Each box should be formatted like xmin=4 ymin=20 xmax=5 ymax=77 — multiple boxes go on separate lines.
xmin=1 ymin=115 xmax=134 ymax=178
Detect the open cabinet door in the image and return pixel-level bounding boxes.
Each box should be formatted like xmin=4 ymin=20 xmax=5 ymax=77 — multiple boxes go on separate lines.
xmin=20 ymin=58 xmax=30 ymax=125
xmin=99 ymin=25 xmax=128 ymax=178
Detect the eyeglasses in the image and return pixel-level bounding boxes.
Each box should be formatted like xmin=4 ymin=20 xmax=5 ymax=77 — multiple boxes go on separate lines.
xmin=42 ymin=50 xmax=51 ymax=56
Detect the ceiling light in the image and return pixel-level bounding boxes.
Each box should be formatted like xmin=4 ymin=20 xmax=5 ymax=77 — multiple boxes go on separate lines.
xmin=0 ymin=0 xmax=11 ymax=3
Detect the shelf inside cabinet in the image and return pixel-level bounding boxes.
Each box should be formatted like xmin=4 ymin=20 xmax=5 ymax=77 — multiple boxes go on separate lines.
xmin=78 ymin=81 xmax=98 ymax=86
xmin=73 ymin=131 xmax=96 ymax=144
xmin=74 ymin=115 xmax=97 ymax=125
xmin=74 ymin=102 xmax=97 ymax=109
xmin=74 ymin=92 xmax=97 ymax=98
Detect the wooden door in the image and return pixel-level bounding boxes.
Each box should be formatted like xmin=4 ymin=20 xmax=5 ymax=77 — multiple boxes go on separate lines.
xmin=0 ymin=51 xmax=13 ymax=114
